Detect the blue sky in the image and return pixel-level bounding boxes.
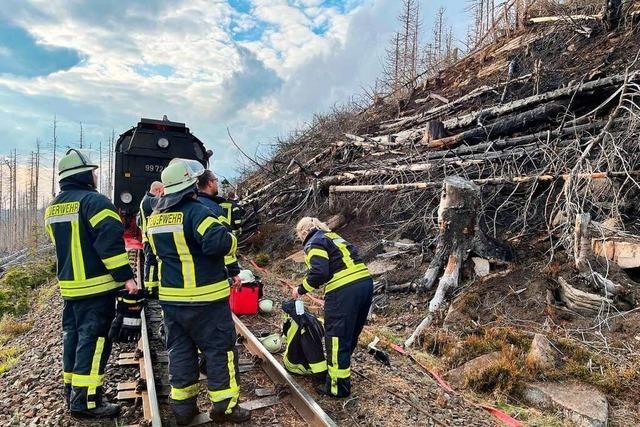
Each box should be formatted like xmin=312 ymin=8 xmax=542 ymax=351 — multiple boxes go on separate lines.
xmin=0 ymin=0 xmax=470 ymax=188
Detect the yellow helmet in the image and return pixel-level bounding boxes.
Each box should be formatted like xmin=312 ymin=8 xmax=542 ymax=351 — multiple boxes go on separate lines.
xmin=58 ymin=149 xmax=98 ymax=180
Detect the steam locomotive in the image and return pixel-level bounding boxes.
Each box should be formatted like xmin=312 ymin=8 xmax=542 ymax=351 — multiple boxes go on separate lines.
xmin=113 ymin=116 xmax=212 ymax=249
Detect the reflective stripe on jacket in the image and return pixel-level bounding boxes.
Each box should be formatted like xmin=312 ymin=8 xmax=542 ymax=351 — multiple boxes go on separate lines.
xmin=138 ymin=192 xmax=154 ymax=244
xmin=197 ymin=193 xmax=240 ymax=276
xmin=45 ymin=182 xmax=133 ymax=299
xmin=147 ymin=197 xmax=236 ymax=304
xmin=211 ymin=195 xmax=244 ymax=234
xmin=298 ymin=230 xmax=370 ymax=295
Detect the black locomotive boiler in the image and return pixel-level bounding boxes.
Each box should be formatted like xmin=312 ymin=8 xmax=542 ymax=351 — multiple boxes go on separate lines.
xmin=113 ymin=116 xmax=212 ymax=248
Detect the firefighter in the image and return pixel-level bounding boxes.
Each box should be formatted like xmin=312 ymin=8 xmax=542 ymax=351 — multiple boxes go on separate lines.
xmin=147 ymin=159 xmax=250 ymax=425
xmin=45 ymin=149 xmax=138 ymax=418
xmin=138 ymin=181 xmax=164 ymax=297
xmin=196 ymin=170 xmax=241 ymax=278
xmin=196 ymin=171 xmax=244 ymax=235
xmin=292 ymin=217 xmax=373 ymax=398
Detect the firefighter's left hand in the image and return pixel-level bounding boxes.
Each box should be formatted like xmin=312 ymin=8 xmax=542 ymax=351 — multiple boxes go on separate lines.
xmin=231 ymin=275 xmax=242 ymax=290
xmin=291 ymin=287 xmax=300 ymax=299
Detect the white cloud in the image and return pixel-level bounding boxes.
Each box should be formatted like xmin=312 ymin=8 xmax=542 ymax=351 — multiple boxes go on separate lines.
xmin=0 ymin=0 xmax=399 ymax=177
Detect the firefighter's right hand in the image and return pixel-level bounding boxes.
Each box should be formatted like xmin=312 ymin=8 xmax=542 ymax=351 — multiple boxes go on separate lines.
xmin=109 ymin=290 xmax=145 ymax=343
xmin=231 ymin=275 xmax=242 ymax=290
xmin=124 ymin=278 xmax=138 ymax=294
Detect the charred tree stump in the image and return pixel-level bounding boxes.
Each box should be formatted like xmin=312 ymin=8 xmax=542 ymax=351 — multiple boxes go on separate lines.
xmin=406 ymin=177 xmax=480 ymax=348
xmin=421 ymin=121 xmax=446 ymax=144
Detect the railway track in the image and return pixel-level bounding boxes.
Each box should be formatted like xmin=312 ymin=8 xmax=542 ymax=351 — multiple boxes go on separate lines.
xmin=119 ymin=250 xmax=336 ymax=426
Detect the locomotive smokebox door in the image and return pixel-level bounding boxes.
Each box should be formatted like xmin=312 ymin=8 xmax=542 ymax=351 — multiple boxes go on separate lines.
xmin=113 ymin=117 xmax=210 ymax=216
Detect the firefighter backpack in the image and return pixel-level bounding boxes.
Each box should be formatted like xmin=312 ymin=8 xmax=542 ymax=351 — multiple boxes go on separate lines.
xmin=281 ymin=300 xmax=327 ymax=378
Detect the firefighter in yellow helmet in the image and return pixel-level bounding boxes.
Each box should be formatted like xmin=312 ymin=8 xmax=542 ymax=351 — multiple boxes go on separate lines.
xmin=147 ymin=158 xmax=251 ymax=425
xmin=45 ymin=149 xmax=138 ymax=418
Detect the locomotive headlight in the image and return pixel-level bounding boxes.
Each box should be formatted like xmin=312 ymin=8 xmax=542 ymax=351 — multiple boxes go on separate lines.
xmin=120 ymin=192 xmax=133 ymax=204
xmin=157 ymin=137 xmax=169 ymax=148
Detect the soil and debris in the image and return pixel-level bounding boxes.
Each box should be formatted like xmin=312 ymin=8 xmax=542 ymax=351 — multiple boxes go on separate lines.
xmin=235 ymin=5 xmax=640 ymax=426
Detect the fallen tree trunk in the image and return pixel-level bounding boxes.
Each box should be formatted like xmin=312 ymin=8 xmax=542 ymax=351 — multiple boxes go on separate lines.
xmin=329 ymin=170 xmax=640 ymax=197
xmin=441 ymin=71 xmax=637 ymax=131
xmin=424 ymin=101 xmax=567 ymax=149
xmin=529 ymin=14 xmax=602 ymax=24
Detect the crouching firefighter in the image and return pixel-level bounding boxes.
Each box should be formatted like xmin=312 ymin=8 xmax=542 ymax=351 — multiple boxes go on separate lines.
xmin=45 ymin=149 xmax=138 ymax=418
xmin=147 ymin=158 xmax=251 ymax=425
xmin=292 ymin=217 xmax=373 ymax=398
xmin=138 ymin=181 xmax=164 ymax=298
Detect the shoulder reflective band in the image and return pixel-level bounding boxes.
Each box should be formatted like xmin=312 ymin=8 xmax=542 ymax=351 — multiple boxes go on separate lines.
xmin=305 ymin=247 xmax=329 ymax=268
xmin=102 ymin=252 xmax=130 ymax=270
xmin=197 ymin=216 xmax=221 ymax=236
xmin=89 ymin=209 xmax=121 ymax=227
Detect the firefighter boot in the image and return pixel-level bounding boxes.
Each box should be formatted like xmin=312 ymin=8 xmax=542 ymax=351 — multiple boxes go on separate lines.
xmin=173 ymin=397 xmax=199 ymax=426
xmin=210 ymin=405 xmax=251 ymax=424
xmin=70 ymin=401 xmax=120 ymax=419
xmin=64 ymin=385 xmax=71 ymax=410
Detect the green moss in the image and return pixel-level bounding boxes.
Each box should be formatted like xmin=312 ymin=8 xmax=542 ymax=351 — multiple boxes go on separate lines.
xmin=0 ymin=345 xmax=22 ymax=374
xmin=0 ymin=261 xmax=55 ymax=316
xmin=255 ymin=252 xmax=271 ymax=267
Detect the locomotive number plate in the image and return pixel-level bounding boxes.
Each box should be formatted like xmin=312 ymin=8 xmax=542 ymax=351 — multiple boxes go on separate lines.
xmin=144 ymin=164 xmax=165 ymax=173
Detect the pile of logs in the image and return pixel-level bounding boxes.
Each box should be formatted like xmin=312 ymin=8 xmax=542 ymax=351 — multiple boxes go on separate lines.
xmin=237 ymin=17 xmax=640 ymax=340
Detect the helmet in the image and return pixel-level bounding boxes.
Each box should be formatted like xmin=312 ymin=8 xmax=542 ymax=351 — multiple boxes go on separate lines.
xmin=259 ymin=333 xmax=283 ymax=353
xmin=58 ymin=149 xmax=98 ymax=180
xmin=161 ymin=158 xmax=205 ymax=195
xmin=258 ymin=298 xmax=273 ymax=314
xmin=238 ymin=269 xmax=256 ymax=284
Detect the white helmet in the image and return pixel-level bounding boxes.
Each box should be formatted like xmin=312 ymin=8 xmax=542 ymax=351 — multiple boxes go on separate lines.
xmin=238 ymin=269 xmax=256 ymax=284
xmin=258 ymin=298 xmax=273 ymax=314
xmin=259 ymin=333 xmax=283 ymax=353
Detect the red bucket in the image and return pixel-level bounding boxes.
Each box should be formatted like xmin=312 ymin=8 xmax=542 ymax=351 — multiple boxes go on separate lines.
xmin=229 ymin=284 xmax=260 ymax=315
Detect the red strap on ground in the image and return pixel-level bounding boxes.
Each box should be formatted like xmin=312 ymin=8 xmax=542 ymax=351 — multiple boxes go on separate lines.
xmin=480 ymin=406 xmax=523 ymax=427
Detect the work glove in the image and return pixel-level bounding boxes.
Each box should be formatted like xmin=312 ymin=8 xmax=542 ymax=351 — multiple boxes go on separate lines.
xmin=109 ymin=290 xmax=146 ymax=343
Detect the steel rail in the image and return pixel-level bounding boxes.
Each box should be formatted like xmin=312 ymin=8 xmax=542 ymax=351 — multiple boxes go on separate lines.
xmin=135 ymin=250 xmax=162 ymax=427
xmin=232 ymin=314 xmax=338 ymax=427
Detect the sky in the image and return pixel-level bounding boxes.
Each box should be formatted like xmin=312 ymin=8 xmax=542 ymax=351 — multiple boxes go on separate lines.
xmin=0 ymin=0 xmax=470 ymax=184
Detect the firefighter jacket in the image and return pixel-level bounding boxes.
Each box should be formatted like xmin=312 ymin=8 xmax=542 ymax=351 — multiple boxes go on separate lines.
xmin=138 ymin=192 xmax=154 ymax=244
xmin=211 ymin=195 xmax=244 ymax=234
xmin=297 ymin=230 xmax=371 ymax=296
xmin=282 ymin=300 xmax=327 ymax=376
xmin=197 ymin=192 xmax=240 ymax=276
xmin=45 ymin=176 xmax=133 ymax=300
xmin=147 ymin=196 xmax=237 ymax=304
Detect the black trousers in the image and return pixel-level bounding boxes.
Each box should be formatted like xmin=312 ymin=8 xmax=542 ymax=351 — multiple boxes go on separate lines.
xmin=161 ymin=300 xmax=240 ymax=416
xmin=143 ymin=243 xmax=159 ymax=291
xmin=323 ymin=278 xmax=374 ymax=397
xmin=62 ymin=292 xmax=116 ymax=411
